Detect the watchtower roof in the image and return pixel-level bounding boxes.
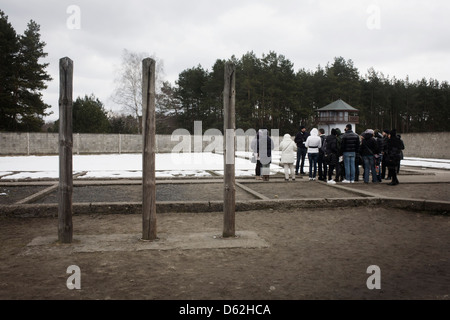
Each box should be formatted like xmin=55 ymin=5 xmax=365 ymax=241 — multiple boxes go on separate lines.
xmin=318 ymin=99 xmax=358 ymax=112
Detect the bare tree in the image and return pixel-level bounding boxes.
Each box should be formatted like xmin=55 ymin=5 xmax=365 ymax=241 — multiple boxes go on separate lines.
xmin=111 ymin=49 xmax=164 ymax=133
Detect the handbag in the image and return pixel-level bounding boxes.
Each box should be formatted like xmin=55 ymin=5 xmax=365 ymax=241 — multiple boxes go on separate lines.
xmin=251 ymin=153 xmax=257 ymax=163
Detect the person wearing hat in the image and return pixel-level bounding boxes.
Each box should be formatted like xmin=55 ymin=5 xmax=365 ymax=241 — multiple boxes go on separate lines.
xmin=359 ymin=129 xmax=380 ymax=183
xmin=294 ymin=125 xmax=310 ymax=175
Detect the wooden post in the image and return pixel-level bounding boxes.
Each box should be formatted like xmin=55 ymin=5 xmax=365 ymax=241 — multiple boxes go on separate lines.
xmin=58 ymin=57 xmax=73 ymax=244
xmin=142 ymin=58 xmax=157 ymax=241
xmin=223 ymin=62 xmax=236 ymax=238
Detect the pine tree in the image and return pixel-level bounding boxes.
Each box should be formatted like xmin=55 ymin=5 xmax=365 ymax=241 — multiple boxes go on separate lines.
xmin=0 ymin=12 xmax=52 ymax=132
xmin=15 ymin=20 xmax=52 ymax=131
xmin=0 ymin=10 xmax=19 ymax=131
xmin=73 ymin=94 xmax=110 ymax=133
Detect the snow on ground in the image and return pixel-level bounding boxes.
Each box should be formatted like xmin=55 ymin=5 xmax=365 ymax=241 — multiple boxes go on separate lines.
xmin=0 ymin=153 xmax=282 ymax=180
xmin=0 ymin=152 xmax=449 ymax=180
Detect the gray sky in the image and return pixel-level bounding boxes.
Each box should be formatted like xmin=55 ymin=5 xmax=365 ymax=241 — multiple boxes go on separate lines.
xmin=2 ymin=0 xmax=450 ymax=121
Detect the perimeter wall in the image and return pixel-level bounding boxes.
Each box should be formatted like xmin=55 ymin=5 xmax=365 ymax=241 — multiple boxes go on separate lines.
xmin=0 ymin=131 xmax=449 ymax=159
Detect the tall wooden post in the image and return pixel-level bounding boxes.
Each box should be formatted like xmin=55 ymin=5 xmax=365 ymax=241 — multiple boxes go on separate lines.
xmin=142 ymin=58 xmax=157 ymax=241
xmin=223 ymin=62 xmax=236 ymax=238
xmin=58 ymin=57 xmax=73 ymax=243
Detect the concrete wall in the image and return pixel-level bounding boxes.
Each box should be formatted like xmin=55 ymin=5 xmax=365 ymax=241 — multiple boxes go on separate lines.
xmin=400 ymin=132 xmax=450 ymax=159
xmin=1 ymin=131 xmax=449 ymax=159
xmin=0 ymin=132 xmax=59 ymax=155
xmin=0 ymin=132 xmax=256 ymax=156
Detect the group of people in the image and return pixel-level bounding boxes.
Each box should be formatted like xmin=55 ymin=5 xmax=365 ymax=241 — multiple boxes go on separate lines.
xmin=292 ymin=124 xmax=405 ymax=185
xmin=251 ymin=125 xmax=405 ymax=186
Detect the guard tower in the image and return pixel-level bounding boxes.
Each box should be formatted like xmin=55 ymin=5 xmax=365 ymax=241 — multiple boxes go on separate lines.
xmin=316 ymin=99 xmax=359 ymax=135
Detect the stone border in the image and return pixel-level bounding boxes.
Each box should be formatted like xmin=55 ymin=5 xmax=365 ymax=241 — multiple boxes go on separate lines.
xmin=21 ymin=230 xmax=270 ymax=255
xmin=1 ymin=196 xmax=449 ymax=218
xmin=1 ymin=173 xmax=449 ymax=217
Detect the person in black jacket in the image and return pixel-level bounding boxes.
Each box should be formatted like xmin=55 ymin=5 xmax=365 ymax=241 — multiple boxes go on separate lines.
xmin=318 ymin=128 xmax=327 ymax=181
xmin=397 ymin=134 xmax=405 ymax=174
xmin=335 ymin=128 xmax=344 ymax=182
xmin=360 ymin=130 xmax=380 ymax=183
xmin=324 ymin=128 xmax=339 ymax=184
xmin=385 ymin=129 xmax=403 ymax=186
xmin=340 ymin=124 xmax=360 ymax=183
xmin=374 ymin=129 xmax=385 ymax=182
xmin=381 ymin=129 xmax=390 ymax=179
xmin=294 ymin=126 xmax=310 ymax=175
xmin=251 ymin=128 xmax=275 ymax=181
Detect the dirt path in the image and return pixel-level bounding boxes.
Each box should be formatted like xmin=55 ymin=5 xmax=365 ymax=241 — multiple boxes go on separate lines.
xmin=0 ymin=206 xmax=448 ymax=301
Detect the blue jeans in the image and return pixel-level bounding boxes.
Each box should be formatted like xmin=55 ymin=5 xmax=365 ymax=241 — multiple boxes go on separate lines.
xmin=363 ymin=155 xmax=378 ymax=183
xmin=308 ymin=153 xmax=319 ymax=178
xmin=343 ymin=152 xmax=356 ymax=181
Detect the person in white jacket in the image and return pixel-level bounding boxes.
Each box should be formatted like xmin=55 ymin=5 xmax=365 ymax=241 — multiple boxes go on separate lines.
xmin=305 ymin=128 xmax=322 ymax=181
xmin=279 ymin=133 xmax=297 ymax=181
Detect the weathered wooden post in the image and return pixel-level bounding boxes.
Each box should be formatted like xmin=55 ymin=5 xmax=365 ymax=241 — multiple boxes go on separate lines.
xmin=58 ymin=57 xmax=73 ymax=243
xmin=223 ymin=62 xmax=236 ymax=238
xmin=142 ymin=58 xmax=157 ymax=241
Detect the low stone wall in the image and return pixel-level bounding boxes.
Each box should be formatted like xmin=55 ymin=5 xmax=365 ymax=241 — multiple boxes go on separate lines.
xmin=1 ymin=131 xmax=449 ymax=159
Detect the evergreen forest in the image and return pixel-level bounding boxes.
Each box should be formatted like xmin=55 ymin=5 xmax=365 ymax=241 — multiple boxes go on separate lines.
xmin=1 ymin=10 xmax=449 ymax=135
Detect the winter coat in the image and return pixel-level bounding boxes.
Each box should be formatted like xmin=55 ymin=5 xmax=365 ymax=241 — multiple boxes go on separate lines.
xmin=279 ymin=134 xmax=297 ymax=164
xmin=359 ymin=133 xmax=380 ymax=156
xmin=341 ymin=129 xmax=360 ymax=153
xmin=324 ymin=134 xmax=339 ymax=165
xmin=374 ymin=132 xmax=385 ymax=154
xmin=335 ymin=129 xmax=343 ymax=156
xmin=305 ymin=128 xmax=322 ymax=154
xmin=381 ymin=134 xmax=389 ymax=153
xmin=325 ymin=134 xmax=338 ymax=155
xmin=294 ymin=130 xmax=310 ymax=149
xmin=385 ymin=130 xmax=404 ymax=167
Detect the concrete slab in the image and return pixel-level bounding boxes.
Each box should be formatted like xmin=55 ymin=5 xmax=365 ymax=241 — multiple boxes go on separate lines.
xmin=22 ymin=230 xmax=269 ymax=255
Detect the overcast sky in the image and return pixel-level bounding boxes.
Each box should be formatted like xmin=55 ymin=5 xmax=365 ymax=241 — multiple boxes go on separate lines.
xmin=3 ymin=0 xmax=450 ymax=121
